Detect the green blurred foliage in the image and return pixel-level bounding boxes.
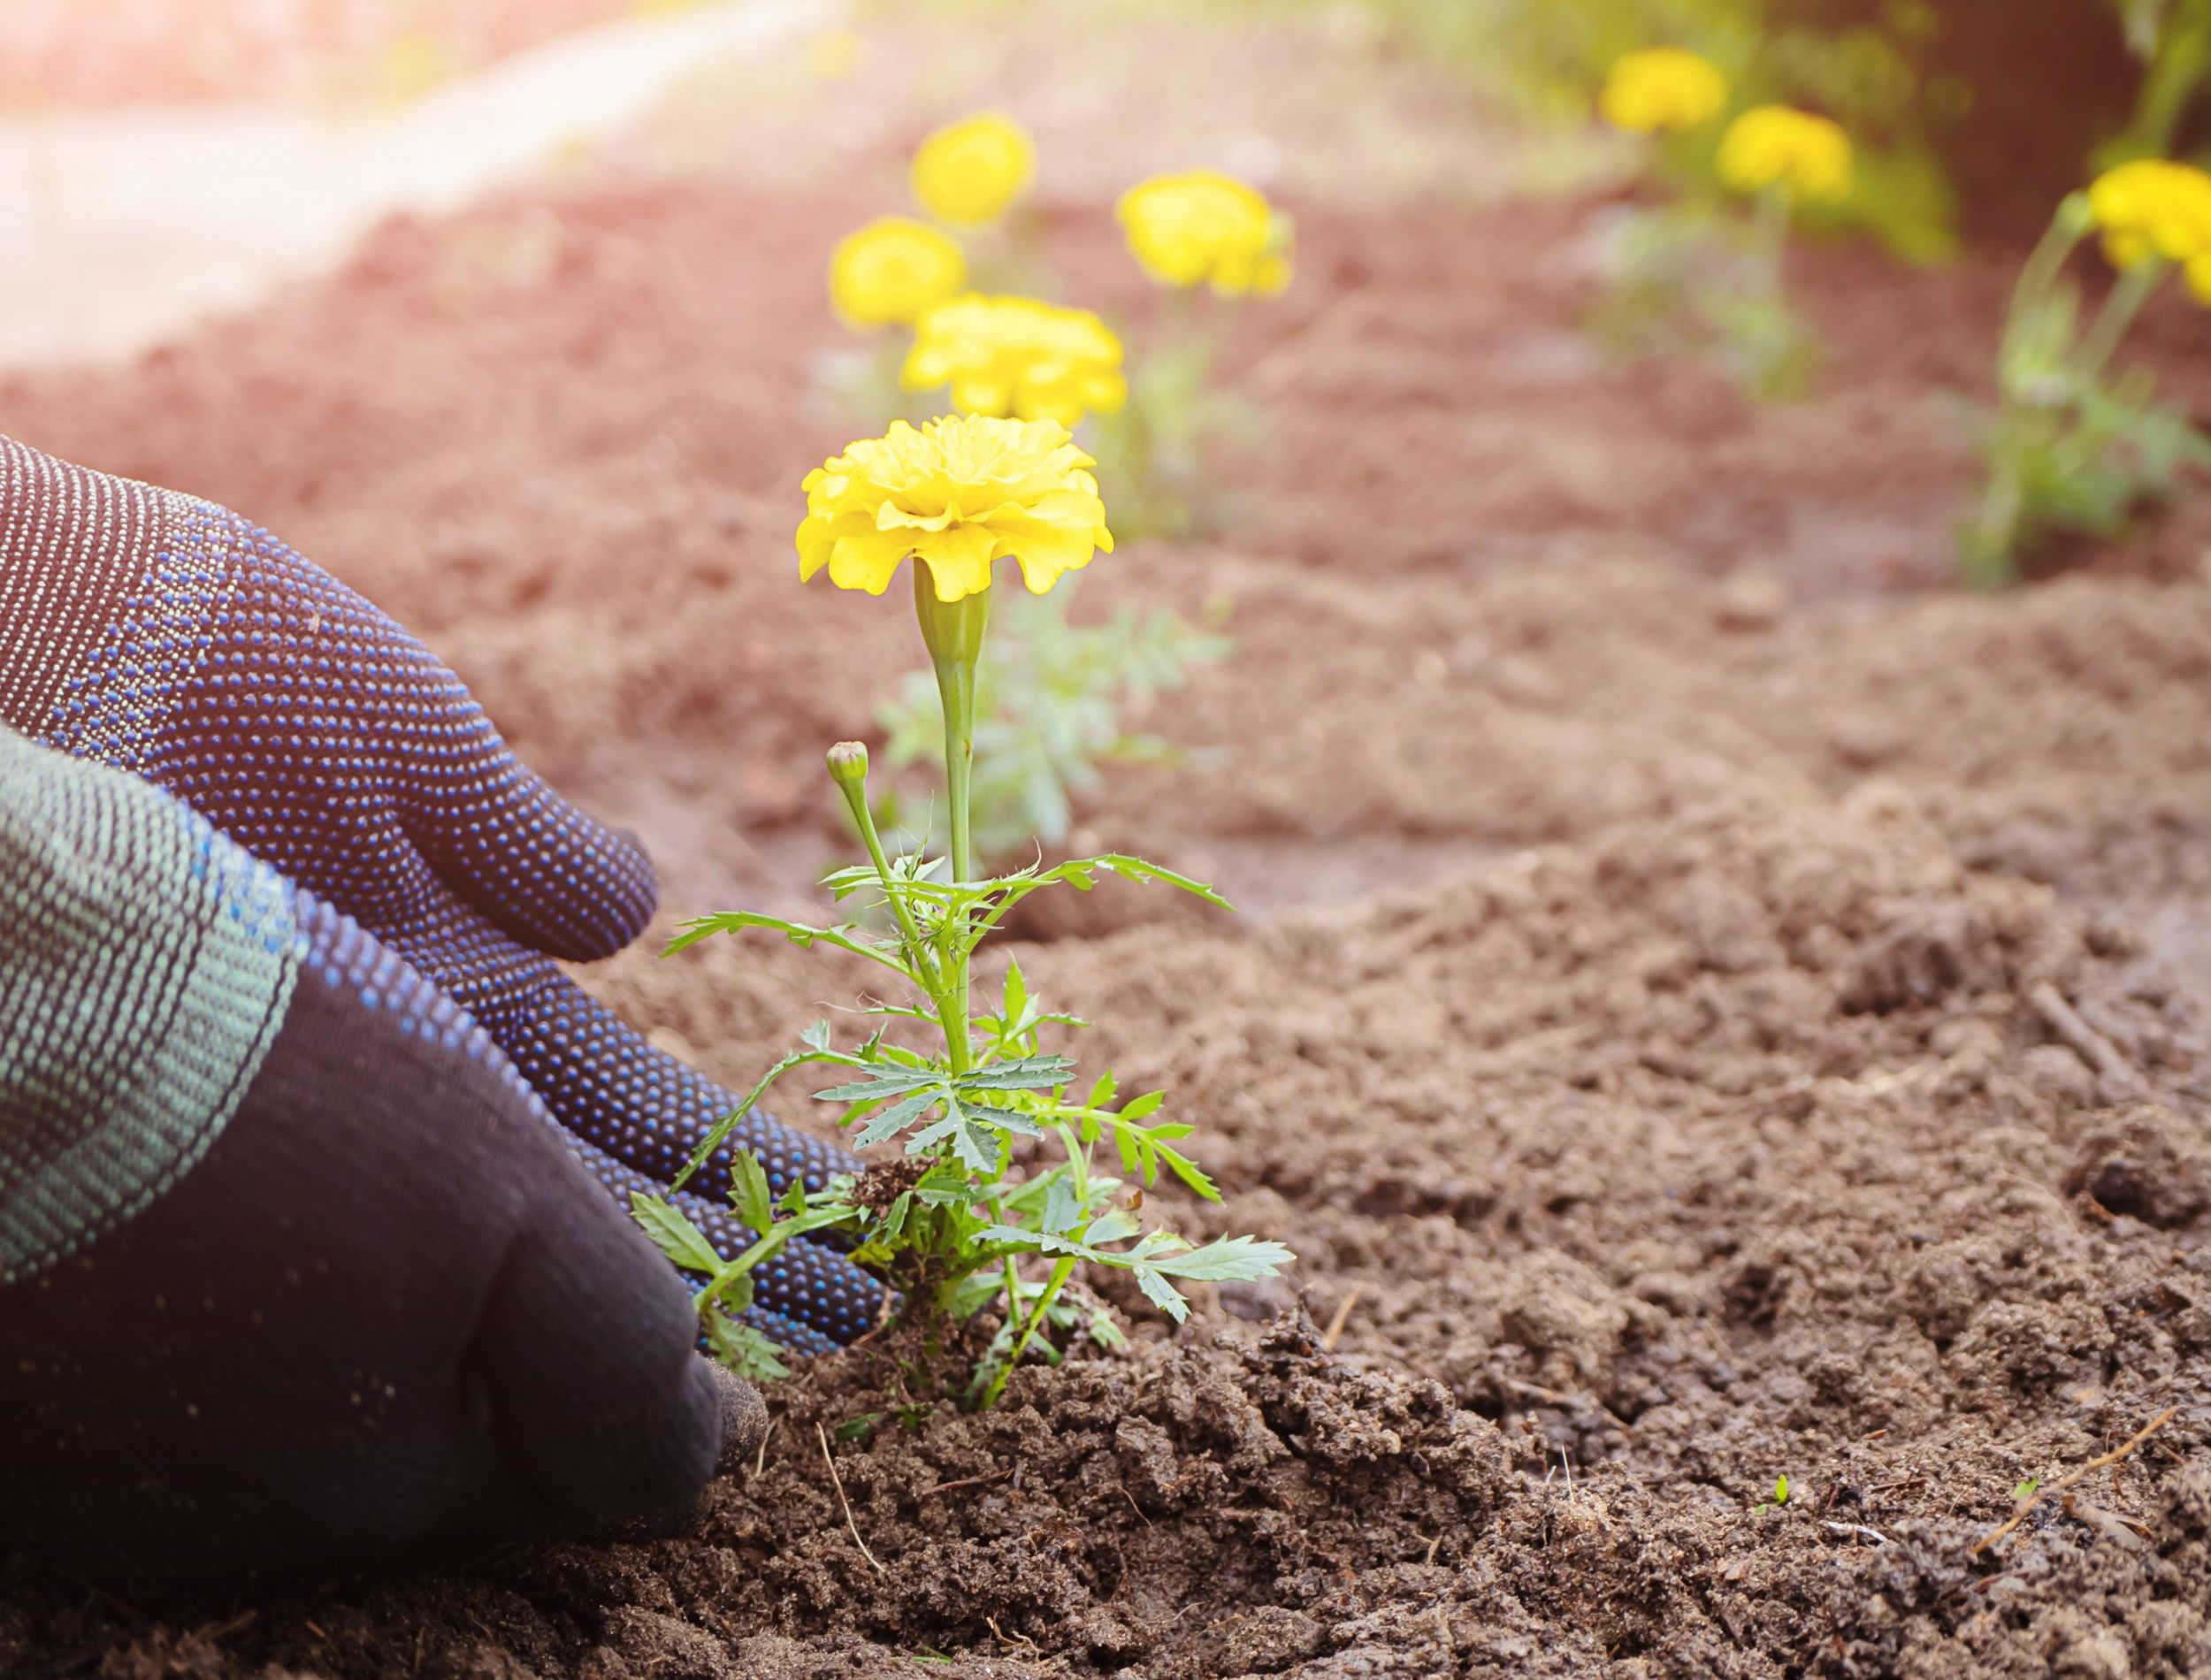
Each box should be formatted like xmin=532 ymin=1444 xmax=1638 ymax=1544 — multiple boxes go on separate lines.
xmin=1361 ymin=0 xmax=1959 ymax=259
xmin=2105 ymin=0 xmax=2211 ymax=160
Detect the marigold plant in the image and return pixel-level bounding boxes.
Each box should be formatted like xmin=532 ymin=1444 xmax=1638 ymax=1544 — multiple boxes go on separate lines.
xmin=1117 ymin=171 xmax=1293 ymax=297
xmin=1716 ymin=105 xmax=1854 ymax=204
xmin=1964 ymin=157 xmax=2211 ymax=585
xmin=912 ymin=111 xmax=1037 ymax=226
xmin=1599 ymin=47 xmax=1727 ymax=134
xmin=637 ymin=414 xmax=1287 ymax=1403
xmin=829 ymin=217 xmax=968 ymax=329
xmin=1591 ymin=73 xmax=1845 ymax=400
xmin=902 ymin=294 xmax=1128 ymax=427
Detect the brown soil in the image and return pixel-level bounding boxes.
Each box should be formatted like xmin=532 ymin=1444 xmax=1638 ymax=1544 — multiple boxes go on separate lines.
xmin=5 ymin=10 xmax=2211 ymax=1677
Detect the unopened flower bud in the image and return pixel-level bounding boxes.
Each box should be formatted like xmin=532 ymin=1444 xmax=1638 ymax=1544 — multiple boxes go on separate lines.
xmin=826 ymin=741 xmax=871 ymax=787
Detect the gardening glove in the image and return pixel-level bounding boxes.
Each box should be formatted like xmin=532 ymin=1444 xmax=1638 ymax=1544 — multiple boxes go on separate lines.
xmin=0 ymin=729 xmax=763 ymax=1587
xmin=0 ymin=432 xmax=884 ymax=1352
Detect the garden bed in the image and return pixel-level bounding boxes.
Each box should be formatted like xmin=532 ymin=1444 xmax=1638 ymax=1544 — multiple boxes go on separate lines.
xmin=4 ymin=10 xmax=2209 ymax=1676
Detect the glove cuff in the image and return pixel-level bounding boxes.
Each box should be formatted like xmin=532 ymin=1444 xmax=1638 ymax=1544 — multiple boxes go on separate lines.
xmin=0 ymin=727 xmax=299 ymax=1282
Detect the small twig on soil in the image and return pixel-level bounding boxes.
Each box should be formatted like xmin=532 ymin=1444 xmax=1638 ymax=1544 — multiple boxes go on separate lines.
xmin=1971 ymin=1406 xmax=2177 ymax=1557
xmin=988 ymin=1615 xmax=1041 ymax=1655
xmin=1422 ymin=1532 xmax=1442 ymax=1566
xmin=1321 ymin=1284 xmax=1363 ymax=1351
xmin=815 ymin=1421 xmax=887 ymax=1576
xmin=920 ymin=1468 xmax=1014 ymax=1498
xmin=1558 ymin=1444 xmax=1575 ymax=1499
xmin=2029 ymin=982 xmax=2144 ymax=1096
xmin=754 ymin=1413 xmax=778 ymax=1478
xmin=1821 ymin=1521 xmax=1892 ymax=1546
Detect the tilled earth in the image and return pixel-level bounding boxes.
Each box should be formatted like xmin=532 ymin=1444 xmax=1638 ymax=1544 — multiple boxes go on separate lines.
xmin=4 ymin=11 xmax=2211 ymax=1677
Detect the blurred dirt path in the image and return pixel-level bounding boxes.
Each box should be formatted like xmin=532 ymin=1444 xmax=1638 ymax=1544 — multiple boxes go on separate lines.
xmin=0 ymin=0 xmax=840 ymax=371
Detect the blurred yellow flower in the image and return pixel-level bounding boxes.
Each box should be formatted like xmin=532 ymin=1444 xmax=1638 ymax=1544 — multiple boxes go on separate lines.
xmin=1716 ymin=106 xmax=1853 ymax=204
xmin=829 ymin=218 xmax=968 ymax=329
xmin=1599 ymin=48 xmax=1727 ymax=134
xmin=1117 ymin=171 xmax=1292 ymax=296
xmin=2088 ymin=159 xmax=2211 ymax=270
xmin=912 ymin=112 xmax=1037 ymax=225
xmin=798 ymin=416 xmax=1113 ymax=602
xmin=903 ymin=294 xmax=1128 ymax=427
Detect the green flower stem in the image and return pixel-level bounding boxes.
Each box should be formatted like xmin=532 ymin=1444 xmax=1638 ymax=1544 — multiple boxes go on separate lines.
xmin=831 ymin=752 xmax=927 ymax=955
xmin=912 ymin=569 xmax=991 ymax=1076
xmin=2006 ymin=202 xmax=2085 ymax=363
xmin=2075 ymin=256 xmax=2166 ymax=392
xmin=981 ymin=1253 xmax=1078 ymax=1409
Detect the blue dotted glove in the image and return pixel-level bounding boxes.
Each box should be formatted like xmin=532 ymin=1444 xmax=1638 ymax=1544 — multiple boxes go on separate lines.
xmin=0 ymin=433 xmax=884 ymax=1352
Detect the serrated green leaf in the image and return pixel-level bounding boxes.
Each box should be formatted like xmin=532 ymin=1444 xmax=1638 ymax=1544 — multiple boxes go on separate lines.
xmin=816 ymin=1068 xmax=945 ymax=1104
xmin=1154 ymin=1140 xmax=1221 ymax=1203
xmin=910 ymin=1093 xmax=1003 ymax=1174
xmin=1118 ymin=1090 xmax=1166 ymax=1122
xmin=778 ymin=1176 xmax=810 ymax=1217
xmin=730 ymin=1149 xmax=775 ymax=1239
xmin=1146 ymin=1234 xmax=1293 ymax=1282
xmin=854 ymin=1088 xmax=943 ymax=1149
xmin=630 ymin=1193 xmax=723 ymax=1276
xmin=1004 ymin=960 xmax=1029 ymax=1031
xmin=1132 ymin=1266 xmax=1190 ymax=1322
xmin=702 ymin=1305 xmax=791 ymax=1383
xmin=955 ymin=1054 xmax=1075 ymax=1093
xmin=1042 ymin=1177 xmax=1083 ymax=1236
xmin=800 ymin=1020 xmax=832 ymax=1052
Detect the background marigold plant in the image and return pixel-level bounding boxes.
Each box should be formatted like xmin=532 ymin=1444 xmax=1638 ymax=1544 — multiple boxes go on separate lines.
xmin=631 ymin=413 xmax=1289 ymax=1403
xmin=818 ymin=124 xmax=1270 ymax=864
xmin=1962 ymin=157 xmax=2211 ymax=588
xmin=1587 ymin=53 xmax=1850 ymax=401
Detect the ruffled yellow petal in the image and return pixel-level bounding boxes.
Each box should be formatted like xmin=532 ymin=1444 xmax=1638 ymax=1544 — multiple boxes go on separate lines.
xmin=793 ymin=415 xmax=1112 ymax=602
xmin=1716 ymin=106 xmax=1852 ymax=204
xmin=1600 ymin=49 xmax=1728 ymax=134
xmin=1118 ymin=171 xmax=1293 ymax=297
xmin=829 ymin=218 xmax=968 ymax=329
xmin=912 ymin=111 xmax=1036 ymax=225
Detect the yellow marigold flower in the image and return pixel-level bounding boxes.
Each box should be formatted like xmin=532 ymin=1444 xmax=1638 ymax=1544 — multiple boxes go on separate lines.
xmin=1599 ymin=48 xmax=1727 ymax=134
xmin=912 ymin=111 xmax=1037 ymax=225
xmin=1117 ymin=171 xmax=1293 ymax=296
xmin=1716 ymin=105 xmax=1853 ymax=204
xmin=903 ymin=294 xmax=1128 ymax=427
xmin=2087 ymin=158 xmax=2211 ymax=268
xmin=828 ymin=217 xmax=968 ymax=329
xmin=797 ymin=416 xmax=1113 ymax=602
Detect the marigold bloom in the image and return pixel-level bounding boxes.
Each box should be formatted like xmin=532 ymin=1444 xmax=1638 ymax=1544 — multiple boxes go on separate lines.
xmin=903 ymin=294 xmax=1128 ymax=427
xmin=797 ymin=416 xmax=1113 ymax=603
xmin=1117 ymin=171 xmax=1292 ymax=296
xmin=1716 ymin=105 xmax=1853 ymax=204
xmin=829 ymin=218 xmax=968 ymax=329
xmin=1599 ymin=48 xmax=1727 ymax=134
xmin=2087 ymin=158 xmax=2211 ymax=270
xmin=912 ymin=112 xmax=1037 ymax=225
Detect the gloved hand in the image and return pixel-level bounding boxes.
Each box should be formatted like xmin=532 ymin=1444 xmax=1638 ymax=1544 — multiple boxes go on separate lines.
xmin=0 ymin=732 xmax=761 ymax=1586
xmin=0 ymin=433 xmax=884 ymax=1352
